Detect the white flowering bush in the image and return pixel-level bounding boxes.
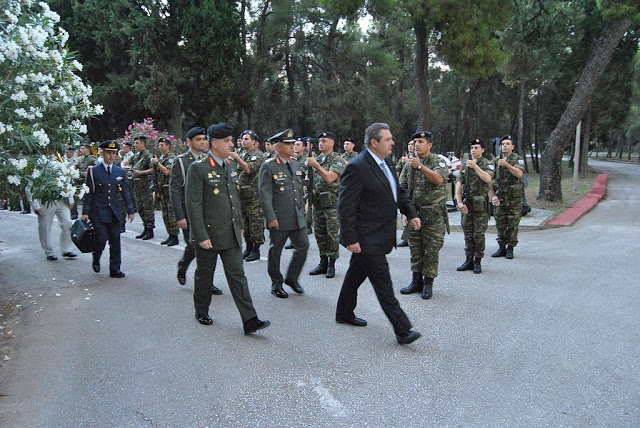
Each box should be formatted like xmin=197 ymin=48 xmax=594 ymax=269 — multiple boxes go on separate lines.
xmin=0 ymin=0 xmax=102 ymax=204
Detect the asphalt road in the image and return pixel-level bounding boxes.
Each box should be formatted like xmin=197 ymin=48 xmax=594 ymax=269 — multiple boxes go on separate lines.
xmin=0 ymin=159 xmax=638 ymax=427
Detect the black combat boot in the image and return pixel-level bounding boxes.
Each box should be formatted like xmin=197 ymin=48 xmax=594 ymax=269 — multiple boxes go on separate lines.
xmin=397 ymin=239 xmax=409 ymax=247
xmin=307 ymin=223 xmax=313 ymax=235
xmin=142 ymin=228 xmax=154 ymax=240
xmin=422 ymin=277 xmax=433 ymax=300
xmin=166 ymin=234 xmax=179 ymax=246
xmin=309 ymin=256 xmax=328 ymax=275
xmin=326 ymin=257 xmax=336 ymax=278
xmin=505 ymin=245 xmax=514 ymax=259
xmin=400 ymin=272 xmax=424 ymax=294
xmin=491 ymin=244 xmax=506 ymax=257
xmin=245 ymin=245 xmax=261 ymax=262
xmin=456 ymin=255 xmax=474 ymax=271
xmin=285 ymin=241 xmax=294 ymax=249
xmin=242 ymin=241 xmax=254 ymax=259
xmin=473 ymin=257 xmax=482 ymax=274
xmin=135 ymin=229 xmax=146 ymax=239
xmin=160 ymin=236 xmax=171 ymax=245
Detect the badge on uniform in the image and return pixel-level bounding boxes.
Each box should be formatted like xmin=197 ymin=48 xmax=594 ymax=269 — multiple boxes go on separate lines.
xmin=336 ymin=162 xmax=343 ymax=167
xmin=439 ymin=162 xmax=446 ymax=168
xmin=168 ymin=159 xmax=174 ymax=164
xmin=116 ymin=176 xmax=123 ymax=181
xmin=488 ymin=164 xmax=495 ymax=170
xmin=518 ymin=159 xmax=525 ymax=165
xmin=280 ymin=187 xmax=285 ymax=192
xmin=230 ymin=171 xmax=237 ymax=177
xmin=295 ymin=170 xmax=302 ymax=176
xmin=273 ymin=174 xmax=278 ymax=179
xmin=213 ymin=188 xmax=220 ymax=195
xmin=251 ymin=156 xmax=257 ymax=160
xmin=208 ymin=173 xmax=213 ymax=178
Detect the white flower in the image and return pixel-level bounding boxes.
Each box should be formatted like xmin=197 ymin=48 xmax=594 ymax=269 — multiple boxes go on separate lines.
xmin=5 ymin=10 xmax=19 ymax=24
xmin=58 ymin=28 xmax=69 ymax=45
xmin=33 ymin=129 xmax=50 ymax=147
xmin=77 ymin=183 xmax=89 ymax=199
xmin=94 ymin=104 xmax=104 ymax=115
xmin=2 ymin=40 xmax=21 ymax=60
xmin=32 ymin=169 xmax=41 ymax=178
xmin=8 ymin=175 xmax=21 ymax=186
xmin=10 ymin=158 xmax=28 ymax=170
xmin=78 ymin=124 xmax=87 ymax=134
xmin=72 ymin=60 xmax=82 ymax=71
xmin=11 ymin=91 xmax=28 ymax=102
xmin=15 ymin=108 xmax=28 ymax=118
xmin=15 ymin=74 xmax=27 ymax=84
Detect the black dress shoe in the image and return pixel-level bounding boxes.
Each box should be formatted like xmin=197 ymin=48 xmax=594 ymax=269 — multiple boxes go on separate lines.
xmin=196 ymin=313 xmax=213 ymax=325
xmin=109 ymin=271 xmax=126 ymax=278
xmin=211 ymin=284 xmax=223 ymax=295
xmin=46 ymin=255 xmax=58 ymax=261
xmin=92 ymin=260 xmax=100 ymax=273
xmin=397 ymin=330 xmax=421 ymax=345
xmin=271 ymin=289 xmax=288 ymax=298
xmin=284 ymin=242 xmax=294 ymax=249
xmin=284 ymin=279 xmax=304 ymax=294
xmin=244 ymin=318 xmax=271 ymax=335
xmin=336 ymin=316 xmax=367 ymax=327
xmin=177 ymin=267 xmax=187 ymax=285
xmin=62 ymin=252 xmax=77 ymax=258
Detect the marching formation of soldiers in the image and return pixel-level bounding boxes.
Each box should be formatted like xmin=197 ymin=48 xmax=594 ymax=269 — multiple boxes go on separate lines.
xmin=48 ymin=124 xmax=525 ymax=336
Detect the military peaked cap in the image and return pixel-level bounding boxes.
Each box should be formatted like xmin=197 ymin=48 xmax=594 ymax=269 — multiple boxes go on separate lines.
xmin=99 ymin=140 xmax=120 ymax=152
xmin=269 ymin=129 xmax=296 ymax=144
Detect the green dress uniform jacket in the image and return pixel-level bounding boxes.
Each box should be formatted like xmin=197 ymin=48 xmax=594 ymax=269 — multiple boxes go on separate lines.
xmin=259 ymin=156 xmax=306 ymax=231
xmin=169 ymin=150 xmax=199 ymax=222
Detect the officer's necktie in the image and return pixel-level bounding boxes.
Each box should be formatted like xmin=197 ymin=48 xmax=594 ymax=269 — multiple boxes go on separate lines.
xmin=107 ymin=165 xmax=111 ymax=176
xmin=286 ymin=161 xmax=293 ymax=177
xmin=379 ymin=161 xmax=397 ymax=202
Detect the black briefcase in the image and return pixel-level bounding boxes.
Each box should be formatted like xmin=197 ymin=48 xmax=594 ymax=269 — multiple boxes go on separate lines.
xmin=70 ymin=219 xmax=95 ymax=253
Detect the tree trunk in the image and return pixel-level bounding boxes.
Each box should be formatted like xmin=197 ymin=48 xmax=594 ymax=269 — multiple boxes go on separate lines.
xmin=538 ymin=18 xmax=632 ymax=202
xmin=413 ymin=18 xmax=430 ymax=130
xmin=580 ymin=103 xmax=592 ymax=176
xmin=517 ymin=81 xmax=526 ymax=157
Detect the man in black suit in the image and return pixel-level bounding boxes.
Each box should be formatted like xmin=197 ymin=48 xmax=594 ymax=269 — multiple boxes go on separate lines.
xmin=82 ymin=140 xmax=135 ymax=277
xmin=335 ymin=122 xmax=422 ymax=345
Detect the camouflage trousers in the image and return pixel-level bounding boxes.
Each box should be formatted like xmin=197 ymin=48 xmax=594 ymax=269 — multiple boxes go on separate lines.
xmin=159 ymin=186 xmax=178 ymax=235
xmin=312 ymin=203 xmax=339 ymax=259
xmin=409 ymin=205 xmax=446 ymax=278
xmin=133 ymin=178 xmax=155 ymax=229
xmin=461 ymin=211 xmax=489 ymax=259
xmin=495 ymin=196 xmax=523 ymax=247
xmin=305 ymin=200 xmax=313 ymax=226
xmin=240 ymin=197 xmax=265 ymax=245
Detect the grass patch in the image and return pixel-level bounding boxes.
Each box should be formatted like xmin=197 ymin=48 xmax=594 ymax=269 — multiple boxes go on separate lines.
xmin=524 ymin=160 xmax=599 ymax=215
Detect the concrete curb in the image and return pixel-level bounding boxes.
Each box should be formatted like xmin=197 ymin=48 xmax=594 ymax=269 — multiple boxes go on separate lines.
xmin=545 ymin=173 xmax=608 ymax=227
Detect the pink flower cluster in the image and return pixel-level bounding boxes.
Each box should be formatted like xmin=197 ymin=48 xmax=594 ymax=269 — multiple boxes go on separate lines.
xmin=118 ymin=118 xmax=187 ymax=153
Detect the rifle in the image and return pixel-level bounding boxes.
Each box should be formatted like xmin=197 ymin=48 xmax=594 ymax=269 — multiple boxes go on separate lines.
xmin=496 ymin=147 xmax=504 ymax=198
xmin=462 ymin=150 xmax=471 ymax=209
xmin=305 ymin=141 xmax=314 ymax=208
xmin=401 ymin=144 xmax=417 ymax=241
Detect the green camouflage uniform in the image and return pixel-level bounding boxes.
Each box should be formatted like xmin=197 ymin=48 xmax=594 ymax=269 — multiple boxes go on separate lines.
xmin=341 ymin=151 xmax=358 ymax=163
xmin=294 ymin=152 xmax=311 ymax=223
xmin=75 ymin=154 xmax=97 ymax=181
xmin=311 ymin=152 xmax=344 ymax=259
xmin=157 ymin=153 xmax=178 ymax=235
xmin=494 ymin=153 xmax=525 ymax=247
xmin=457 ymin=157 xmax=494 ymax=258
xmin=400 ymin=155 xmax=448 ymax=278
xmin=238 ymin=148 xmax=265 ymax=245
xmin=131 ymin=149 xmax=155 ymax=229
xmin=265 ymin=151 xmax=277 ymax=160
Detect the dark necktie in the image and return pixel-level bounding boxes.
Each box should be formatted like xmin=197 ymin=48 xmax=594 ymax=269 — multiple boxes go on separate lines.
xmin=107 ymin=165 xmax=111 ymax=176
xmin=286 ymin=161 xmax=293 ymax=177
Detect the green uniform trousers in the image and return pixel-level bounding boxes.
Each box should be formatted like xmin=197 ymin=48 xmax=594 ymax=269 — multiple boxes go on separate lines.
xmin=240 ymin=197 xmax=265 ymax=245
xmin=193 ymin=245 xmax=257 ymax=323
xmin=159 ymin=186 xmax=178 ymax=235
xmin=312 ymin=204 xmax=339 ymax=259
xmin=133 ymin=178 xmax=155 ymax=229
xmin=462 ymin=211 xmax=489 ymax=259
xmin=409 ymin=206 xmax=446 ymax=278
xmin=495 ymin=196 xmax=523 ymax=247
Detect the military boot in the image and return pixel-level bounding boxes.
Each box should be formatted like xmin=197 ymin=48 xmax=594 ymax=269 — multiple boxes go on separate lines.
xmin=505 ymin=245 xmax=514 ymax=259
xmin=242 ymin=241 xmax=254 ymax=259
xmin=245 ymin=245 xmax=261 ymax=262
xmin=135 ymin=229 xmax=146 ymax=239
xmin=166 ymin=234 xmax=179 ymax=246
xmin=456 ymin=255 xmax=474 ymax=271
xmin=473 ymin=257 xmax=482 ymax=274
xmin=491 ymin=244 xmax=507 ymax=257
xmin=160 ymin=236 xmax=171 ymax=245
xmin=400 ymin=272 xmax=424 ymax=294
xmin=142 ymin=228 xmax=154 ymax=240
xmin=309 ymin=256 xmax=328 ymax=275
xmin=326 ymin=257 xmax=336 ymax=278
xmin=422 ymin=277 xmax=433 ymax=300
xmin=307 ymin=223 xmax=313 ymax=235
xmin=397 ymin=239 xmax=409 ymax=247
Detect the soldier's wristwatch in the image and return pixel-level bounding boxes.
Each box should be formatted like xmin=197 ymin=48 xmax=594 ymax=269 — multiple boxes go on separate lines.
xmin=417 ymin=164 xmax=423 ymax=170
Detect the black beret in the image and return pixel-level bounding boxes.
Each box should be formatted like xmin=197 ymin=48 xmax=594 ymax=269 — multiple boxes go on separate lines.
xmin=186 ymin=126 xmax=206 ymax=139
xmin=500 ymin=135 xmax=512 ymax=142
xmin=123 ymin=142 xmax=132 ymax=147
xmin=343 ymin=138 xmax=355 ymax=143
xmin=268 ymin=129 xmax=296 ymax=144
xmin=80 ymin=143 xmax=91 ymax=149
xmin=65 ymin=146 xmax=75 ymax=151
xmin=99 ymin=140 xmax=120 ymax=151
xmin=317 ymin=131 xmax=335 ymax=140
xmin=469 ymin=138 xmax=485 ymax=148
xmin=207 ymin=123 xmax=234 ymax=139
xmin=411 ymin=131 xmax=433 ymax=140
xmin=158 ymin=137 xmax=169 ymax=144
xmin=241 ymin=130 xmax=260 ymax=141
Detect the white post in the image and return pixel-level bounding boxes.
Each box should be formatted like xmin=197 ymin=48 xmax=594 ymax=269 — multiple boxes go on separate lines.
xmin=573 ymin=121 xmax=581 ymax=191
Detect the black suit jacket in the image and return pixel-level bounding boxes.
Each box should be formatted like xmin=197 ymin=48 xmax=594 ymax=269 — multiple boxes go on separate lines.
xmin=82 ymin=163 xmax=134 ymax=223
xmin=338 ymin=150 xmax=418 ymax=255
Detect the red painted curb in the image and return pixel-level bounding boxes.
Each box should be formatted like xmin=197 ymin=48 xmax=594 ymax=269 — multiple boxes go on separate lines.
xmin=547 ymin=174 xmax=607 ymax=226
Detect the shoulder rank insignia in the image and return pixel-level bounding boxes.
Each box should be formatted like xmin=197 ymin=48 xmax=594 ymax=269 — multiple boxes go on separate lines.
xmin=518 ymin=159 xmax=525 ymax=165
xmin=209 ymin=157 xmax=216 ymax=168
xmin=439 ymin=162 xmax=446 ymax=168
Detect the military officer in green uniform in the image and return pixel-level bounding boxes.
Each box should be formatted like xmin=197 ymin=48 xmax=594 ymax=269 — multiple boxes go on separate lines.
xmin=491 ymin=135 xmax=525 ymax=259
xmin=399 ymin=131 xmax=448 ymax=299
xmin=152 ymin=137 xmax=179 ymax=246
xmin=229 ymin=130 xmax=265 ymax=262
xmin=185 ymin=122 xmax=269 ymax=334
xmin=264 ymin=138 xmax=277 ymax=160
xmin=455 ymin=138 xmax=495 ymax=274
xmin=259 ymin=129 xmax=309 ymax=298
xmin=131 ymin=136 xmax=155 ymax=240
xmin=307 ymin=131 xmax=345 ymax=278
xmin=76 ymin=143 xmax=97 ymax=180
xmin=341 ymin=138 xmax=358 ymax=163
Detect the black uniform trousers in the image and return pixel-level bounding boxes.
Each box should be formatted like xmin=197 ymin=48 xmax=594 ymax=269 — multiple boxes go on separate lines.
xmin=193 ymin=244 xmax=257 ymax=323
xmin=336 ymin=252 xmax=412 ymax=336
xmin=93 ymin=219 xmax=123 ymax=273
xmin=267 ymin=227 xmax=309 ymax=290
